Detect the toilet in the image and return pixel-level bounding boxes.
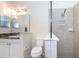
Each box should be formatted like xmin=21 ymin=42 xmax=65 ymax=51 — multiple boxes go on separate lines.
xmin=31 ymin=39 xmax=43 ymax=58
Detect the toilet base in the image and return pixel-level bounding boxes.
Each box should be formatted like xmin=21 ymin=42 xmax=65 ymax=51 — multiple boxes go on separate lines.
xmin=31 ymin=55 xmax=42 ymax=58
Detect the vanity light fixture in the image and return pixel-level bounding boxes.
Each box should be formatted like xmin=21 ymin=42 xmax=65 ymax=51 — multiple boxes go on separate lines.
xmin=2 ymin=3 xmax=28 ymax=18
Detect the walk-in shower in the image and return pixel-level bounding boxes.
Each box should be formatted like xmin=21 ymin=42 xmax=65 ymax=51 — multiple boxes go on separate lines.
xmin=52 ymin=7 xmax=74 ymax=58
xmin=52 ymin=1 xmax=79 ymax=58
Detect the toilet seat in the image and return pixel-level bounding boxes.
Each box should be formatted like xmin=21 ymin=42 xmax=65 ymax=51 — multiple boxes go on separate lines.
xmin=31 ymin=46 xmax=42 ymax=58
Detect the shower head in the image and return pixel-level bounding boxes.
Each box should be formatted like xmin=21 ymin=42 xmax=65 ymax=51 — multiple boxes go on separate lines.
xmin=61 ymin=9 xmax=66 ymax=17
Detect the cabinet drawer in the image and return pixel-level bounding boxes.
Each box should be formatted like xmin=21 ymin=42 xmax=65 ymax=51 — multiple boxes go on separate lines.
xmin=45 ymin=46 xmax=51 ymax=58
xmin=51 ymin=45 xmax=57 ymax=58
xmin=0 ymin=43 xmax=9 ymax=58
xmin=44 ymin=40 xmax=57 ymax=58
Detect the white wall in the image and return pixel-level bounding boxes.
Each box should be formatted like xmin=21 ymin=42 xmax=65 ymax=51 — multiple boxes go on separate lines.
xmin=29 ymin=2 xmax=50 ymax=34
xmin=27 ymin=1 xmax=50 ymax=47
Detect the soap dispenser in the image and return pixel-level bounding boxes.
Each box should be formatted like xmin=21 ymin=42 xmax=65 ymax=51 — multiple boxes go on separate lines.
xmin=25 ymin=27 xmax=27 ymax=32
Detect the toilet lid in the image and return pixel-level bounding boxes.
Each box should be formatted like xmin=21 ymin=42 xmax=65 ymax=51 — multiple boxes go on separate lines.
xmin=31 ymin=47 xmax=42 ymax=53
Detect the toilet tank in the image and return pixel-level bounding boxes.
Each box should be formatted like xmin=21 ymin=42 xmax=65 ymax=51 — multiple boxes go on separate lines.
xmin=36 ymin=39 xmax=43 ymax=47
xmin=35 ymin=33 xmax=48 ymax=47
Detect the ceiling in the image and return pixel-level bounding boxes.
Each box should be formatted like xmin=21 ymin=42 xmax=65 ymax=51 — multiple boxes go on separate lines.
xmin=0 ymin=1 xmax=78 ymax=9
xmin=52 ymin=1 xmax=79 ymax=8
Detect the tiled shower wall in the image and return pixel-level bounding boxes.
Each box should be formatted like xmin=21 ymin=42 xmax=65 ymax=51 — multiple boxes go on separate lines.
xmin=52 ymin=8 xmax=74 ymax=58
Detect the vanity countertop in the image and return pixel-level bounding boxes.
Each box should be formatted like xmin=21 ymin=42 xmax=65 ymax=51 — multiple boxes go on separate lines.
xmin=0 ymin=32 xmax=20 ymax=39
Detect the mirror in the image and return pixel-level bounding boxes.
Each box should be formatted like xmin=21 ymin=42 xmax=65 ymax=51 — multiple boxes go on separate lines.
xmin=0 ymin=16 xmax=20 ymax=29
xmin=0 ymin=15 xmax=30 ymax=33
xmin=0 ymin=16 xmax=10 ymax=28
xmin=15 ymin=15 xmax=30 ymax=32
xmin=11 ymin=18 xmax=19 ymax=29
